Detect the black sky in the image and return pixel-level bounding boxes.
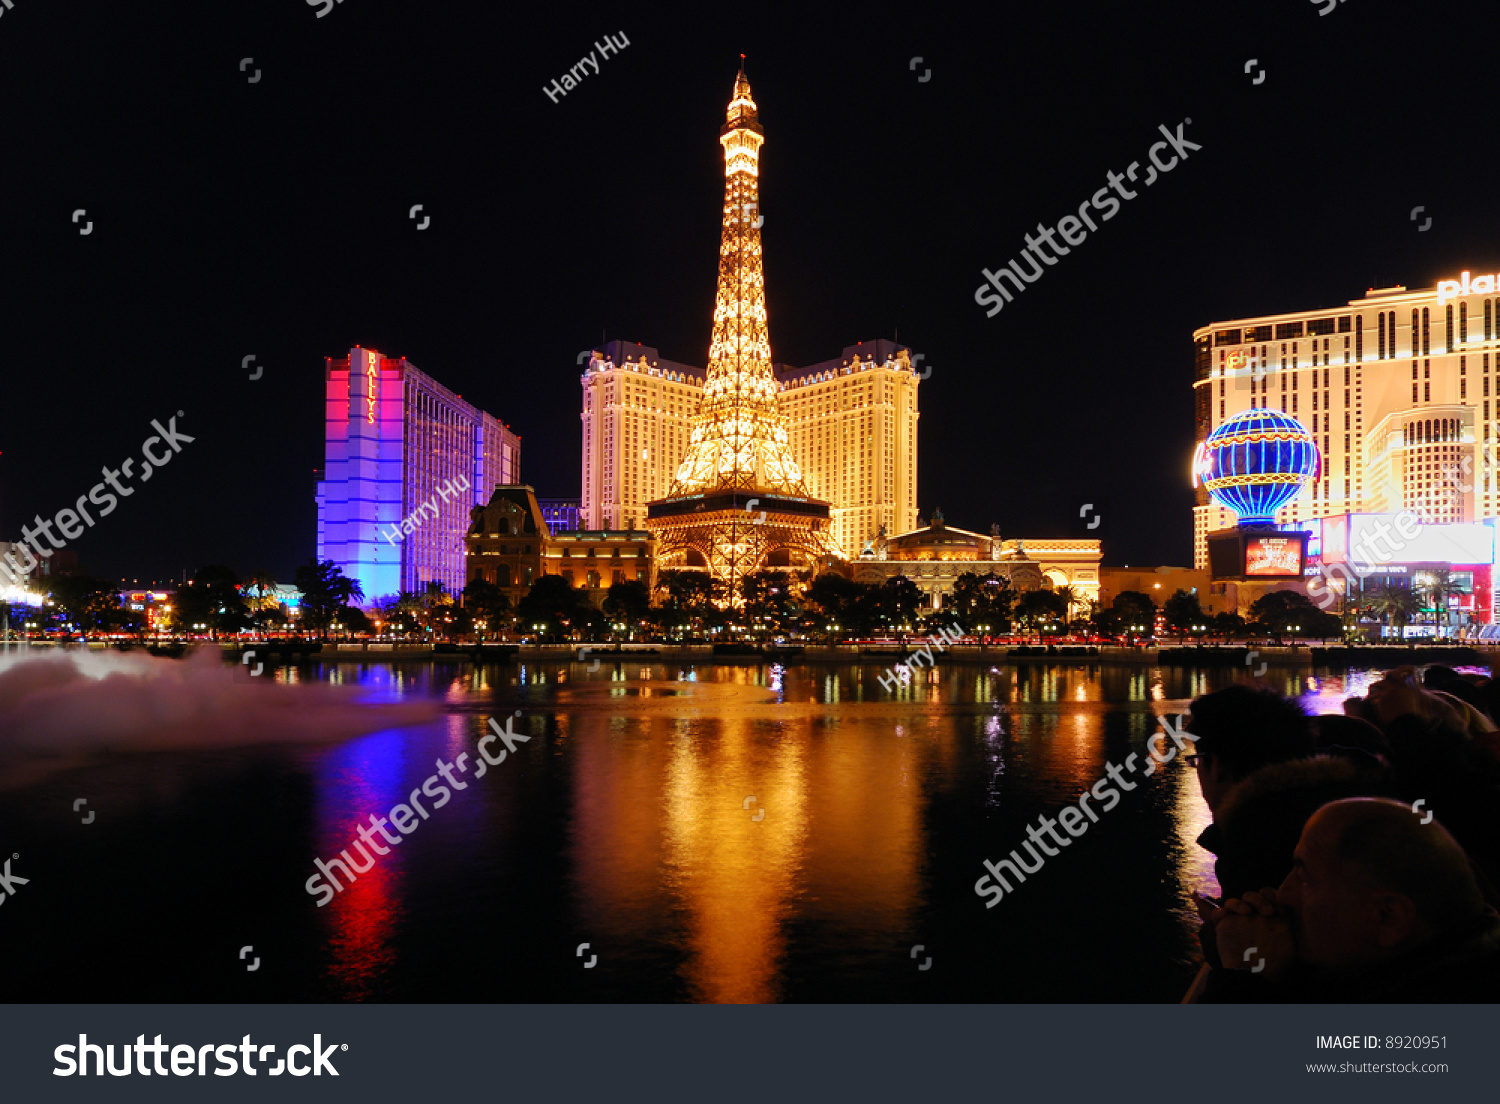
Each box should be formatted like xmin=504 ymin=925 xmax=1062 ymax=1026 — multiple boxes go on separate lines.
xmin=3 ymin=0 xmax=1496 ymax=584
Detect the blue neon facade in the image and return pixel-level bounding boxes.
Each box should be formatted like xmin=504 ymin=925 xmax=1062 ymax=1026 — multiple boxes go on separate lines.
xmin=1196 ymin=408 xmax=1320 ymax=527
xmin=316 ymin=347 xmax=520 ymax=604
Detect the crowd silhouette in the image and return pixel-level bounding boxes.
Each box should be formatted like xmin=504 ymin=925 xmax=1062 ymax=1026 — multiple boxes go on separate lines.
xmin=1182 ymin=668 xmax=1500 ymax=1002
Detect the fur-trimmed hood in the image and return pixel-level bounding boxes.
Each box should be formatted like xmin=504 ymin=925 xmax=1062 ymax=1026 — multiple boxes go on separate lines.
xmin=1218 ymin=754 xmax=1388 ymax=835
xmin=1209 ymin=754 xmax=1392 ymax=900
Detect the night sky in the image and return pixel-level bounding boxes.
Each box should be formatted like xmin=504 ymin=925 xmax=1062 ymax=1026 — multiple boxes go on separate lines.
xmin=4 ymin=0 xmax=1497 ymax=585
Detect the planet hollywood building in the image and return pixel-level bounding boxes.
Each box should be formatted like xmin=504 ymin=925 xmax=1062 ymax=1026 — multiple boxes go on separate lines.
xmin=1193 ymin=274 xmax=1500 ymax=626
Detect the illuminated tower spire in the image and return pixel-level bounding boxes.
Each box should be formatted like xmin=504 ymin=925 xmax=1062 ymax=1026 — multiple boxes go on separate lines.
xmin=646 ymin=65 xmax=841 ymax=597
xmin=667 ymin=65 xmax=810 ymax=498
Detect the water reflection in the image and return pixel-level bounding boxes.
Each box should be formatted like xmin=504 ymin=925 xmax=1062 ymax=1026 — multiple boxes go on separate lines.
xmin=288 ymin=660 xmax=1402 ymax=1001
xmin=659 ymin=716 xmax=810 ymax=1003
xmin=312 ymin=726 xmax=412 ymax=1000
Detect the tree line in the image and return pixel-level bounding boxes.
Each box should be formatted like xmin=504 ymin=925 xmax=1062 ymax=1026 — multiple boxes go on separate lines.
xmin=4 ymin=560 xmax=1459 ymax=643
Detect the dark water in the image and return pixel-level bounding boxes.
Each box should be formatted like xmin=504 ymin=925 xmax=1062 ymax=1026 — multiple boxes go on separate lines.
xmin=0 ymin=660 xmax=1382 ymax=1003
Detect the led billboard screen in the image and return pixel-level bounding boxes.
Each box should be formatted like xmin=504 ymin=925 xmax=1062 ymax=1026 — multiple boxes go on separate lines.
xmin=1245 ymin=535 xmax=1304 ymax=577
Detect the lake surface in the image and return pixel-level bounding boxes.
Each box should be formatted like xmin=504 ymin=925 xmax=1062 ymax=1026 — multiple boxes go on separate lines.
xmin=0 ymin=660 xmax=1388 ymax=1003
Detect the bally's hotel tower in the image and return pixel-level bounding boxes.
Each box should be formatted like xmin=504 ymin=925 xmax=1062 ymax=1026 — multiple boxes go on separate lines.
xmin=317 ymin=346 xmax=520 ymax=601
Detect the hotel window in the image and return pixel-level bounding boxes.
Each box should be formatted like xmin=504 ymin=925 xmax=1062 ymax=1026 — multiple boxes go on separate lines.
xmin=1487 ymin=300 xmax=1493 ymax=341
xmin=1423 ymin=308 xmax=1431 ymax=355
xmin=1414 ymin=383 xmax=1420 ymax=402
xmin=1446 ymin=305 xmax=1455 ymax=352
xmin=1378 ymin=314 xmax=1387 ymax=359
xmin=1412 ymin=309 xmax=1420 ymax=353
xmin=1425 ymin=361 xmax=1431 ymax=379
xmin=1461 ymin=302 xmax=1470 ymax=343
xmin=1355 ymin=316 xmax=1363 ymax=360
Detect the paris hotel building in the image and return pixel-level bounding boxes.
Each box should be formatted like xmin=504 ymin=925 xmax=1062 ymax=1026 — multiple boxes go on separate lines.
xmin=1192 ymin=271 xmax=1500 ymax=568
xmin=579 ymin=337 xmax=920 ymax=557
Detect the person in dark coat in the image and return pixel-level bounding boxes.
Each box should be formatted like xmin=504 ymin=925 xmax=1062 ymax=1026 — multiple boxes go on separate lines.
xmin=1185 ymin=692 xmax=1389 ymax=986
xmin=1209 ymin=753 xmax=1391 ymax=901
xmin=1188 ymin=685 xmax=1316 ymax=884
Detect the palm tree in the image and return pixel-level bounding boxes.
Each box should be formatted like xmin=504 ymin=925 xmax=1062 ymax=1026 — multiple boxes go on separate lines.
xmin=391 ymin=591 xmax=425 ymax=637
xmin=655 ymin=569 xmax=715 ymax=626
xmin=244 ymin=569 xmax=279 ymax=609
xmin=292 ymin=558 xmax=364 ymax=639
xmin=1363 ymin=583 xmax=1420 ymax=637
xmin=1417 ymin=568 xmax=1459 ymax=637
xmin=463 ymin=578 xmax=513 ymax=640
xmin=1053 ymin=585 xmax=1078 ymax=621
xmin=1075 ymin=596 xmax=1100 ymax=637
xmin=244 ymin=568 xmax=280 ymax=633
xmin=1017 ymin=589 xmax=1067 ymax=642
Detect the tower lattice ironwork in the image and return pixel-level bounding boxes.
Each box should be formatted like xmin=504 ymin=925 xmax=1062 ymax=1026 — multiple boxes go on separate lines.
xmin=646 ymin=65 xmax=841 ymax=598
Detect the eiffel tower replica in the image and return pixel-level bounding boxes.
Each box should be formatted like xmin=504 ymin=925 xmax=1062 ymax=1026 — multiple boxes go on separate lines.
xmin=645 ymin=64 xmax=842 ymax=601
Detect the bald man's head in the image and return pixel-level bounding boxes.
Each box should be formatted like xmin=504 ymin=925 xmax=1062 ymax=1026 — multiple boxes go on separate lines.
xmin=1324 ymin=799 xmax=1484 ymax=929
xmin=1277 ymin=798 xmax=1486 ymax=973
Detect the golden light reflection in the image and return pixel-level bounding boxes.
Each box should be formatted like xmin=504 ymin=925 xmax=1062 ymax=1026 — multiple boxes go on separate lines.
xmin=564 ymin=681 xmax=925 ymax=1003
xmin=1169 ymin=749 xmax=1220 ymax=910
xmin=660 ymin=716 xmax=808 ymax=1003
